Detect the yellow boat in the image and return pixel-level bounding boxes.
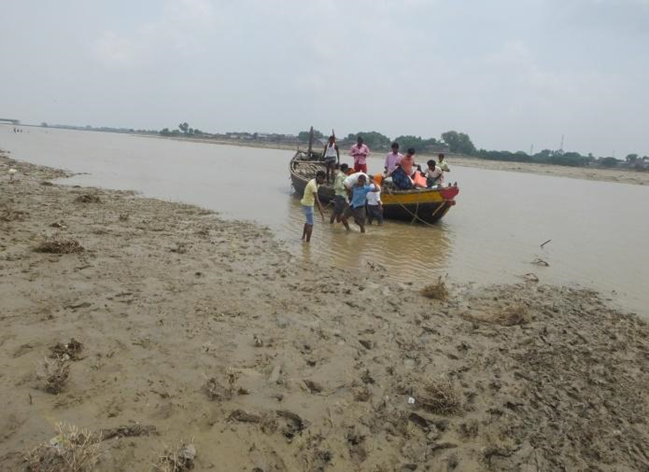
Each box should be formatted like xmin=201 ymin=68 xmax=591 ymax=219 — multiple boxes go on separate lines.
xmin=289 ymin=151 xmax=459 ymax=224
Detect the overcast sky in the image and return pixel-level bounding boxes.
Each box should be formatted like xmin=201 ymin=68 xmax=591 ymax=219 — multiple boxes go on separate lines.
xmin=1 ymin=0 xmax=647 ymax=156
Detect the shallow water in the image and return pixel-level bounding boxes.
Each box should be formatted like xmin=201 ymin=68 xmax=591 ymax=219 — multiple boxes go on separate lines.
xmin=2 ymin=125 xmax=648 ymax=315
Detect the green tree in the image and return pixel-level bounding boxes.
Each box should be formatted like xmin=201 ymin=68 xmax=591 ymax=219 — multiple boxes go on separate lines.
xmin=441 ymin=131 xmax=476 ymax=155
xmin=600 ymin=157 xmax=618 ymax=167
xmin=298 ymin=129 xmax=324 ymax=141
xmin=178 ymin=122 xmax=189 ymax=135
xmin=394 ymin=135 xmax=424 ymax=152
xmin=160 ymin=128 xmax=171 ymax=136
xmin=626 ymin=153 xmax=638 ymax=163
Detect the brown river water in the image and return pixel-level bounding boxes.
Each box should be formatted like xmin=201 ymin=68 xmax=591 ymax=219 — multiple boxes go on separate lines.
xmin=2 ymin=125 xmax=648 ymax=315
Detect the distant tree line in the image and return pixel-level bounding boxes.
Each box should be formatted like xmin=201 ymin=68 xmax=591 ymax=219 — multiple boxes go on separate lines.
xmin=155 ymin=124 xmax=647 ymax=170
xmin=160 ymin=122 xmax=203 ymax=137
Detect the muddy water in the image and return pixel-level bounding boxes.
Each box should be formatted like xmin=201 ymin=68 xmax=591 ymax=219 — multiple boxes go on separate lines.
xmin=2 ymin=125 xmax=648 ymax=315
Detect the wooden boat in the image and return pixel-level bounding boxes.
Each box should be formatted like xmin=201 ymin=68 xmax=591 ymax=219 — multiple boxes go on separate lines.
xmin=289 ymin=150 xmax=459 ymax=224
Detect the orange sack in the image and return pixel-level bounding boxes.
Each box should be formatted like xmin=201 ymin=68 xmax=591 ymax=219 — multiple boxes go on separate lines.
xmin=413 ymin=172 xmax=427 ymax=188
xmin=373 ymin=174 xmax=384 ymax=186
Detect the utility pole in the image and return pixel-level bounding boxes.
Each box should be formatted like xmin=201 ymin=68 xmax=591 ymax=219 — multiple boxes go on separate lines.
xmin=560 ymin=134 xmax=564 ymax=152
xmin=530 ymin=144 xmax=534 ymax=156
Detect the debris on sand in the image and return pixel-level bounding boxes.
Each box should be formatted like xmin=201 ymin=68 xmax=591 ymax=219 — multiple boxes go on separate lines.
xmin=170 ymin=242 xmax=187 ymax=254
xmin=303 ymin=379 xmax=324 ymax=394
xmin=421 ymin=277 xmax=449 ymax=301
xmin=0 ymin=204 xmax=27 ymax=222
xmin=276 ymin=410 xmax=308 ymax=441
xmin=99 ymin=424 xmax=157 ymax=441
xmin=228 ymin=409 xmax=262 ymax=424
xmin=50 ymin=221 xmax=67 ymax=229
xmin=521 ymin=273 xmax=539 ymax=282
xmin=531 ymin=257 xmax=550 ymax=267
xmin=416 ymin=378 xmax=462 ymax=415
xmin=40 ymin=356 xmax=71 ymax=394
xmin=227 ymin=409 xmax=308 ymax=441
xmin=35 ymin=238 xmax=84 ymax=254
xmin=24 ymin=422 xmax=101 ymax=472
xmin=49 ymin=338 xmax=84 ymax=361
xmin=74 ymin=194 xmax=102 ymax=204
xmin=352 ymin=385 xmax=372 ymax=402
xmin=491 ymin=303 xmax=532 ymax=326
xmin=465 ymin=303 xmax=532 ymax=327
xmin=203 ymin=376 xmax=231 ymax=401
xmin=154 ymin=442 xmax=196 ymax=472
xmin=203 ymin=367 xmax=241 ymax=401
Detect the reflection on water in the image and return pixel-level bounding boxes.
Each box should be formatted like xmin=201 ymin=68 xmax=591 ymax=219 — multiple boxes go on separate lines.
xmin=2 ymin=125 xmax=648 ymax=316
xmin=284 ymin=194 xmax=452 ymax=282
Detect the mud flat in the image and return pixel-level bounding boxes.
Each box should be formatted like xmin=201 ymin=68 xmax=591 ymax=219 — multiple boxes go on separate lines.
xmin=1 ymin=152 xmax=649 ymax=471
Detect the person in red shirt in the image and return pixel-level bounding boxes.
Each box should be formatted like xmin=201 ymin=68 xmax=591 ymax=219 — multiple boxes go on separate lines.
xmin=349 ymin=136 xmax=370 ymax=173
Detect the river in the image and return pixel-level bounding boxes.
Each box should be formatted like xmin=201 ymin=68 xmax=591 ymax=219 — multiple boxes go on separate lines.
xmin=2 ymin=125 xmax=647 ymax=316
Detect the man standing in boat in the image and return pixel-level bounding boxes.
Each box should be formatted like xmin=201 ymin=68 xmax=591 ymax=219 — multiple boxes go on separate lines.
xmin=384 ymin=142 xmax=403 ymax=176
xmin=322 ymin=135 xmax=340 ymax=183
xmin=301 ymin=171 xmax=326 ymax=243
xmin=349 ymin=136 xmax=370 ymax=173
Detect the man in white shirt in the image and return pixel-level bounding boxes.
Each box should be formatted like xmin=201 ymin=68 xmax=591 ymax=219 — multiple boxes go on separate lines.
xmin=366 ymin=176 xmax=383 ymax=226
xmin=424 ymin=160 xmax=444 ymax=187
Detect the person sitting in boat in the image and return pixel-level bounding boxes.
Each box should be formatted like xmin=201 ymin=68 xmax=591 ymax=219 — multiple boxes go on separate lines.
xmin=341 ymin=174 xmax=379 ymax=233
xmin=391 ymin=165 xmax=413 ymax=190
xmin=384 ymin=142 xmax=403 ymax=176
xmin=390 ymin=148 xmax=421 ymax=190
xmin=424 ymin=160 xmax=444 ymax=187
xmin=322 ymin=135 xmax=339 ymax=183
xmin=331 ymin=163 xmax=350 ymax=225
xmin=349 ymin=136 xmax=370 ymax=173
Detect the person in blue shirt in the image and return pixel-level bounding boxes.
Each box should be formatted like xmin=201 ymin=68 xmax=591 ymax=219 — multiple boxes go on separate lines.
xmin=341 ymin=174 xmax=380 ymax=233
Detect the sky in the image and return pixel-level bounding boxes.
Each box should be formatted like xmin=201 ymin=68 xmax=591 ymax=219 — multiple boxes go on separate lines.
xmin=1 ymin=0 xmax=648 ymax=157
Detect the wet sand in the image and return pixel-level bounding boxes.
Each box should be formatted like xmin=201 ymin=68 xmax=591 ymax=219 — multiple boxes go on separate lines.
xmin=2 ymin=152 xmax=649 ymax=471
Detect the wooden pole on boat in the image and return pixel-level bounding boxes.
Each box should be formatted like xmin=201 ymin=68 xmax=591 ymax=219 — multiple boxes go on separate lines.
xmin=307 ymin=126 xmax=314 ymax=156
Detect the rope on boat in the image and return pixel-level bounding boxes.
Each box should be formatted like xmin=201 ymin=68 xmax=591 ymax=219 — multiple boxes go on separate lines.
xmin=384 ymin=187 xmax=446 ymax=228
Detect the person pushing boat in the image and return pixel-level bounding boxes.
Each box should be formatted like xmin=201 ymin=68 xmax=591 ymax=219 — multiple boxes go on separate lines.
xmin=341 ymin=174 xmax=379 ymax=233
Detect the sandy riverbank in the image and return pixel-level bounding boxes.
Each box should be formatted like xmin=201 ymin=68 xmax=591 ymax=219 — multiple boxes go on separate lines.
xmin=449 ymin=155 xmax=649 ymax=187
xmin=152 ymin=135 xmax=649 ymax=187
xmin=1 ymin=152 xmax=649 ymax=471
